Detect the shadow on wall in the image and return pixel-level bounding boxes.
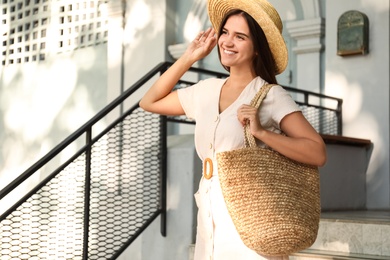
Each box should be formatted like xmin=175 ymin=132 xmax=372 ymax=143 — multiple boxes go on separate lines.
xmin=325 ymin=68 xmax=388 ymax=209
xmin=0 ymin=45 xmax=108 ymax=210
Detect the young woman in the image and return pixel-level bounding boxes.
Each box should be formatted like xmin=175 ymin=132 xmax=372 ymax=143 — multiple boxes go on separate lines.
xmin=140 ymin=0 xmax=326 ymax=259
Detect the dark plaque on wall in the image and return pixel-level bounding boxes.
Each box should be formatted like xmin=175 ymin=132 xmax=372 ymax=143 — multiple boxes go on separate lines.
xmin=337 ymin=10 xmax=369 ymax=56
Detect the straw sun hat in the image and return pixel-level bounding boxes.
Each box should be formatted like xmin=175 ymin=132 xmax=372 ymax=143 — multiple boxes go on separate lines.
xmin=207 ymin=0 xmax=287 ymax=74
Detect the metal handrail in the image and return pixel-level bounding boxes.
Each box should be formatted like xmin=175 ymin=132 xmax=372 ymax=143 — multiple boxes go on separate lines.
xmin=0 ymin=61 xmax=342 ymax=259
xmin=0 ymin=62 xmax=227 ymax=202
xmin=0 ymin=62 xmax=164 ymax=201
xmin=0 ymin=61 xmax=229 ymax=260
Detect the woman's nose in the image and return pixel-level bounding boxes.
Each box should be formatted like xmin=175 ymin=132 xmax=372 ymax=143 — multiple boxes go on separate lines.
xmin=222 ymin=36 xmax=234 ymax=47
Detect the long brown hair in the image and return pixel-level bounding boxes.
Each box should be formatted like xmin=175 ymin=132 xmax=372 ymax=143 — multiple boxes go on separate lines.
xmin=217 ymin=9 xmax=278 ymax=84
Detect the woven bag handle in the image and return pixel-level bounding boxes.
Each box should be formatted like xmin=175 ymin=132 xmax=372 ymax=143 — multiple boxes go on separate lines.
xmin=244 ymin=84 xmax=275 ymax=148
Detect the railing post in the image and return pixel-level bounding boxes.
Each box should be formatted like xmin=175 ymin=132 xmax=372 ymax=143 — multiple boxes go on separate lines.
xmin=83 ymin=127 xmax=93 ymax=259
xmin=160 ymin=65 xmax=169 ymax=237
xmin=160 ymin=115 xmax=167 ymax=237
xmin=337 ymin=100 xmax=343 ymax=135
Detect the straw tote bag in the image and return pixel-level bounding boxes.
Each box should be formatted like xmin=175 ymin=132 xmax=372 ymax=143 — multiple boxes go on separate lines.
xmin=216 ymin=84 xmax=321 ymax=256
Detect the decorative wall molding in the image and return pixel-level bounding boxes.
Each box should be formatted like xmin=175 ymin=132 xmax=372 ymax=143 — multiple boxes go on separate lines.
xmin=292 ymin=44 xmax=323 ymax=54
xmin=286 ymin=18 xmax=325 ymax=54
xmin=286 ymin=16 xmax=325 ymax=93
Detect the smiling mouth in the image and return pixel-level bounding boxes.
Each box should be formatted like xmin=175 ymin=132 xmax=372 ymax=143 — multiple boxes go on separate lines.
xmin=223 ymin=49 xmax=236 ymax=55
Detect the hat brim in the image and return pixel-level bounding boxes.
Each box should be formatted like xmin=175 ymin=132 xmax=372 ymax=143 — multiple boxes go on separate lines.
xmin=207 ymin=0 xmax=288 ymax=74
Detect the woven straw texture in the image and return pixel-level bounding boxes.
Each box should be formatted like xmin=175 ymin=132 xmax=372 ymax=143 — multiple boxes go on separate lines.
xmin=207 ymin=0 xmax=288 ymax=74
xmin=216 ymin=84 xmax=321 ymax=256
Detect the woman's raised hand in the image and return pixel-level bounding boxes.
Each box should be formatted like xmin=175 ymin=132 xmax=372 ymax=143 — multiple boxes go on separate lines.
xmin=184 ymin=28 xmax=217 ymax=62
xmin=139 ymin=28 xmax=216 ymax=116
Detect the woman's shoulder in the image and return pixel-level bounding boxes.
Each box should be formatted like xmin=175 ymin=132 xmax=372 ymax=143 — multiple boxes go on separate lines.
xmin=270 ymin=85 xmax=294 ymax=99
xmin=188 ymin=77 xmax=227 ymax=93
xmin=268 ymin=84 xmax=287 ymax=94
xmin=258 ymin=80 xmax=296 ymax=106
xmin=177 ymin=77 xmax=227 ymax=99
xmin=248 ymin=77 xmax=285 ymax=96
xmin=198 ymin=77 xmax=227 ymax=86
xmin=255 ymin=78 xmax=287 ymax=95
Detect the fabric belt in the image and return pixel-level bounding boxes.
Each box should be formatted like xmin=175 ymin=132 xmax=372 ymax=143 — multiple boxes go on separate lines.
xmin=203 ymin=158 xmax=213 ymax=179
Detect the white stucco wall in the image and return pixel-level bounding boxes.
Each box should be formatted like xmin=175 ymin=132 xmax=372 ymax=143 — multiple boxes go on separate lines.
xmin=0 ymin=0 xmax=389 ymax=249
xmin=0 ymin=0 xmax=110 ymax=213
xmin=0 ymin=0 xmax=170 ymax=212
xmin=0 ymin=45 xmax=108 ymax=214
xmin=0 ymin=0 xmax=388 ymax=259
xmin=324 ymin=0 xmax=389 ymax=209
xmin=109 ymin=0 xmax=171 ymax=107
xmin=0 ymin=45 xmax=107 ymax=181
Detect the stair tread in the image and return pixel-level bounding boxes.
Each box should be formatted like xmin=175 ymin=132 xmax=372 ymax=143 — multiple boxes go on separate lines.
xmin=292 ymin=249 xmax=390 ymax=260
xmin=321 ymin=210 xmax=390 ymax=224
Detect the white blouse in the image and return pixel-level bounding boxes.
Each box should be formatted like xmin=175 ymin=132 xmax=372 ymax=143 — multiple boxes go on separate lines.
xmin=178 ymin=76 xmax=300 ymax=161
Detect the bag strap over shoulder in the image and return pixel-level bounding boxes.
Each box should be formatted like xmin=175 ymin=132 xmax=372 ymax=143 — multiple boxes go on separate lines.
xmin=250 ymin=83 xmax=274 ymax=108
xmin=244 ymin=84 xmax=275 ymax=148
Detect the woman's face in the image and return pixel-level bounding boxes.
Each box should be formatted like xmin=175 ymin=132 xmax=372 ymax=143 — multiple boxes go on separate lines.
xmin=218 ymin=14 xmax=256 ymax=71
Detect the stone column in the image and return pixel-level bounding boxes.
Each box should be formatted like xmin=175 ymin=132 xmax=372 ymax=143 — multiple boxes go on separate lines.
xmin=286 ymin=17 xmax=325 ymax=93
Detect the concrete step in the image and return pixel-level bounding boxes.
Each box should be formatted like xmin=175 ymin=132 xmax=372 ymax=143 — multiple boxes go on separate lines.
xmin=189 ymin=211 xmax=390 ymax=260
xmin=291 ymin=249 xmax=390 ymax=260
xmin=309 ymin=211 xmax=390 ymax=258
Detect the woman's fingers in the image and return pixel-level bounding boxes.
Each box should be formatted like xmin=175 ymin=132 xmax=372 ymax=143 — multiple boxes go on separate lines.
xmin=197 ymin=30 xmax=205 ymax=41
xmin=184 ymin=28 xmax=216 ymax=62
xmin=204 ymin=28 xmax=215 ymax=40
xmin=197 ymin=28 xmax=215 ymax=43
xmin=196 ymin=28 xmax=216 ymax=54
xmin=237 ymin=105 xmax=260 ymax=128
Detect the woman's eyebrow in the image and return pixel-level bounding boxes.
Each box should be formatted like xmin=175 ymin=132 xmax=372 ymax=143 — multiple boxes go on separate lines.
xmin=223 ymin=27 xmax=250 ymax=38
xmin=236 ymin=32 xmax=250 ymax=38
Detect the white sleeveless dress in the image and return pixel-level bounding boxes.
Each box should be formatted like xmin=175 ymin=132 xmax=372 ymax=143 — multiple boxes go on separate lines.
xmin=177 ymin=76 xmax=300 ymax=260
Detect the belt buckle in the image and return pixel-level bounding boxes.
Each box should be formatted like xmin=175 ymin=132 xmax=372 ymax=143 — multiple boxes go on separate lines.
xmin=203 ymin=158 xmax=213 ymax=180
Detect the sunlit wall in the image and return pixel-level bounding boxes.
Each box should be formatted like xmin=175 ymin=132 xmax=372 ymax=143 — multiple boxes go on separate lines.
xmin=324 ymin=0 xmax=389 ymax=209
xmin=0 ymin=0 xmax=108 ymax=206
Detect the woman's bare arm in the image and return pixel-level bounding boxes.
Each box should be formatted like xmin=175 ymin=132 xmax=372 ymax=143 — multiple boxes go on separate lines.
xmin=259 ymin=112 xmax=326 ymax=166
xmin=139 ymin=28 xmax=217 ymax=115
xmin=238 ymin=106 xmax=326 ymax=167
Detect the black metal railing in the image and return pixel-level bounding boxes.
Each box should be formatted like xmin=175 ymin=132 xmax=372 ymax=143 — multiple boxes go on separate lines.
xmin=0 ymin=61 xmax=342 ymax=259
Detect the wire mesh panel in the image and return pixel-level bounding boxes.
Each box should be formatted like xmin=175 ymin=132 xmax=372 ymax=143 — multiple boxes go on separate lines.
xmin=301 ymin=106 xmax=340 ymax=135
xmin=0 ymin=155 xmax=86 ymax=260
xmin=88 ymin=108 xmax=162 ymax=259
xmin=0 ymin=107 xmax=163 ymax=260
xmin=289 ymin=88 xmax=342 ymax=135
